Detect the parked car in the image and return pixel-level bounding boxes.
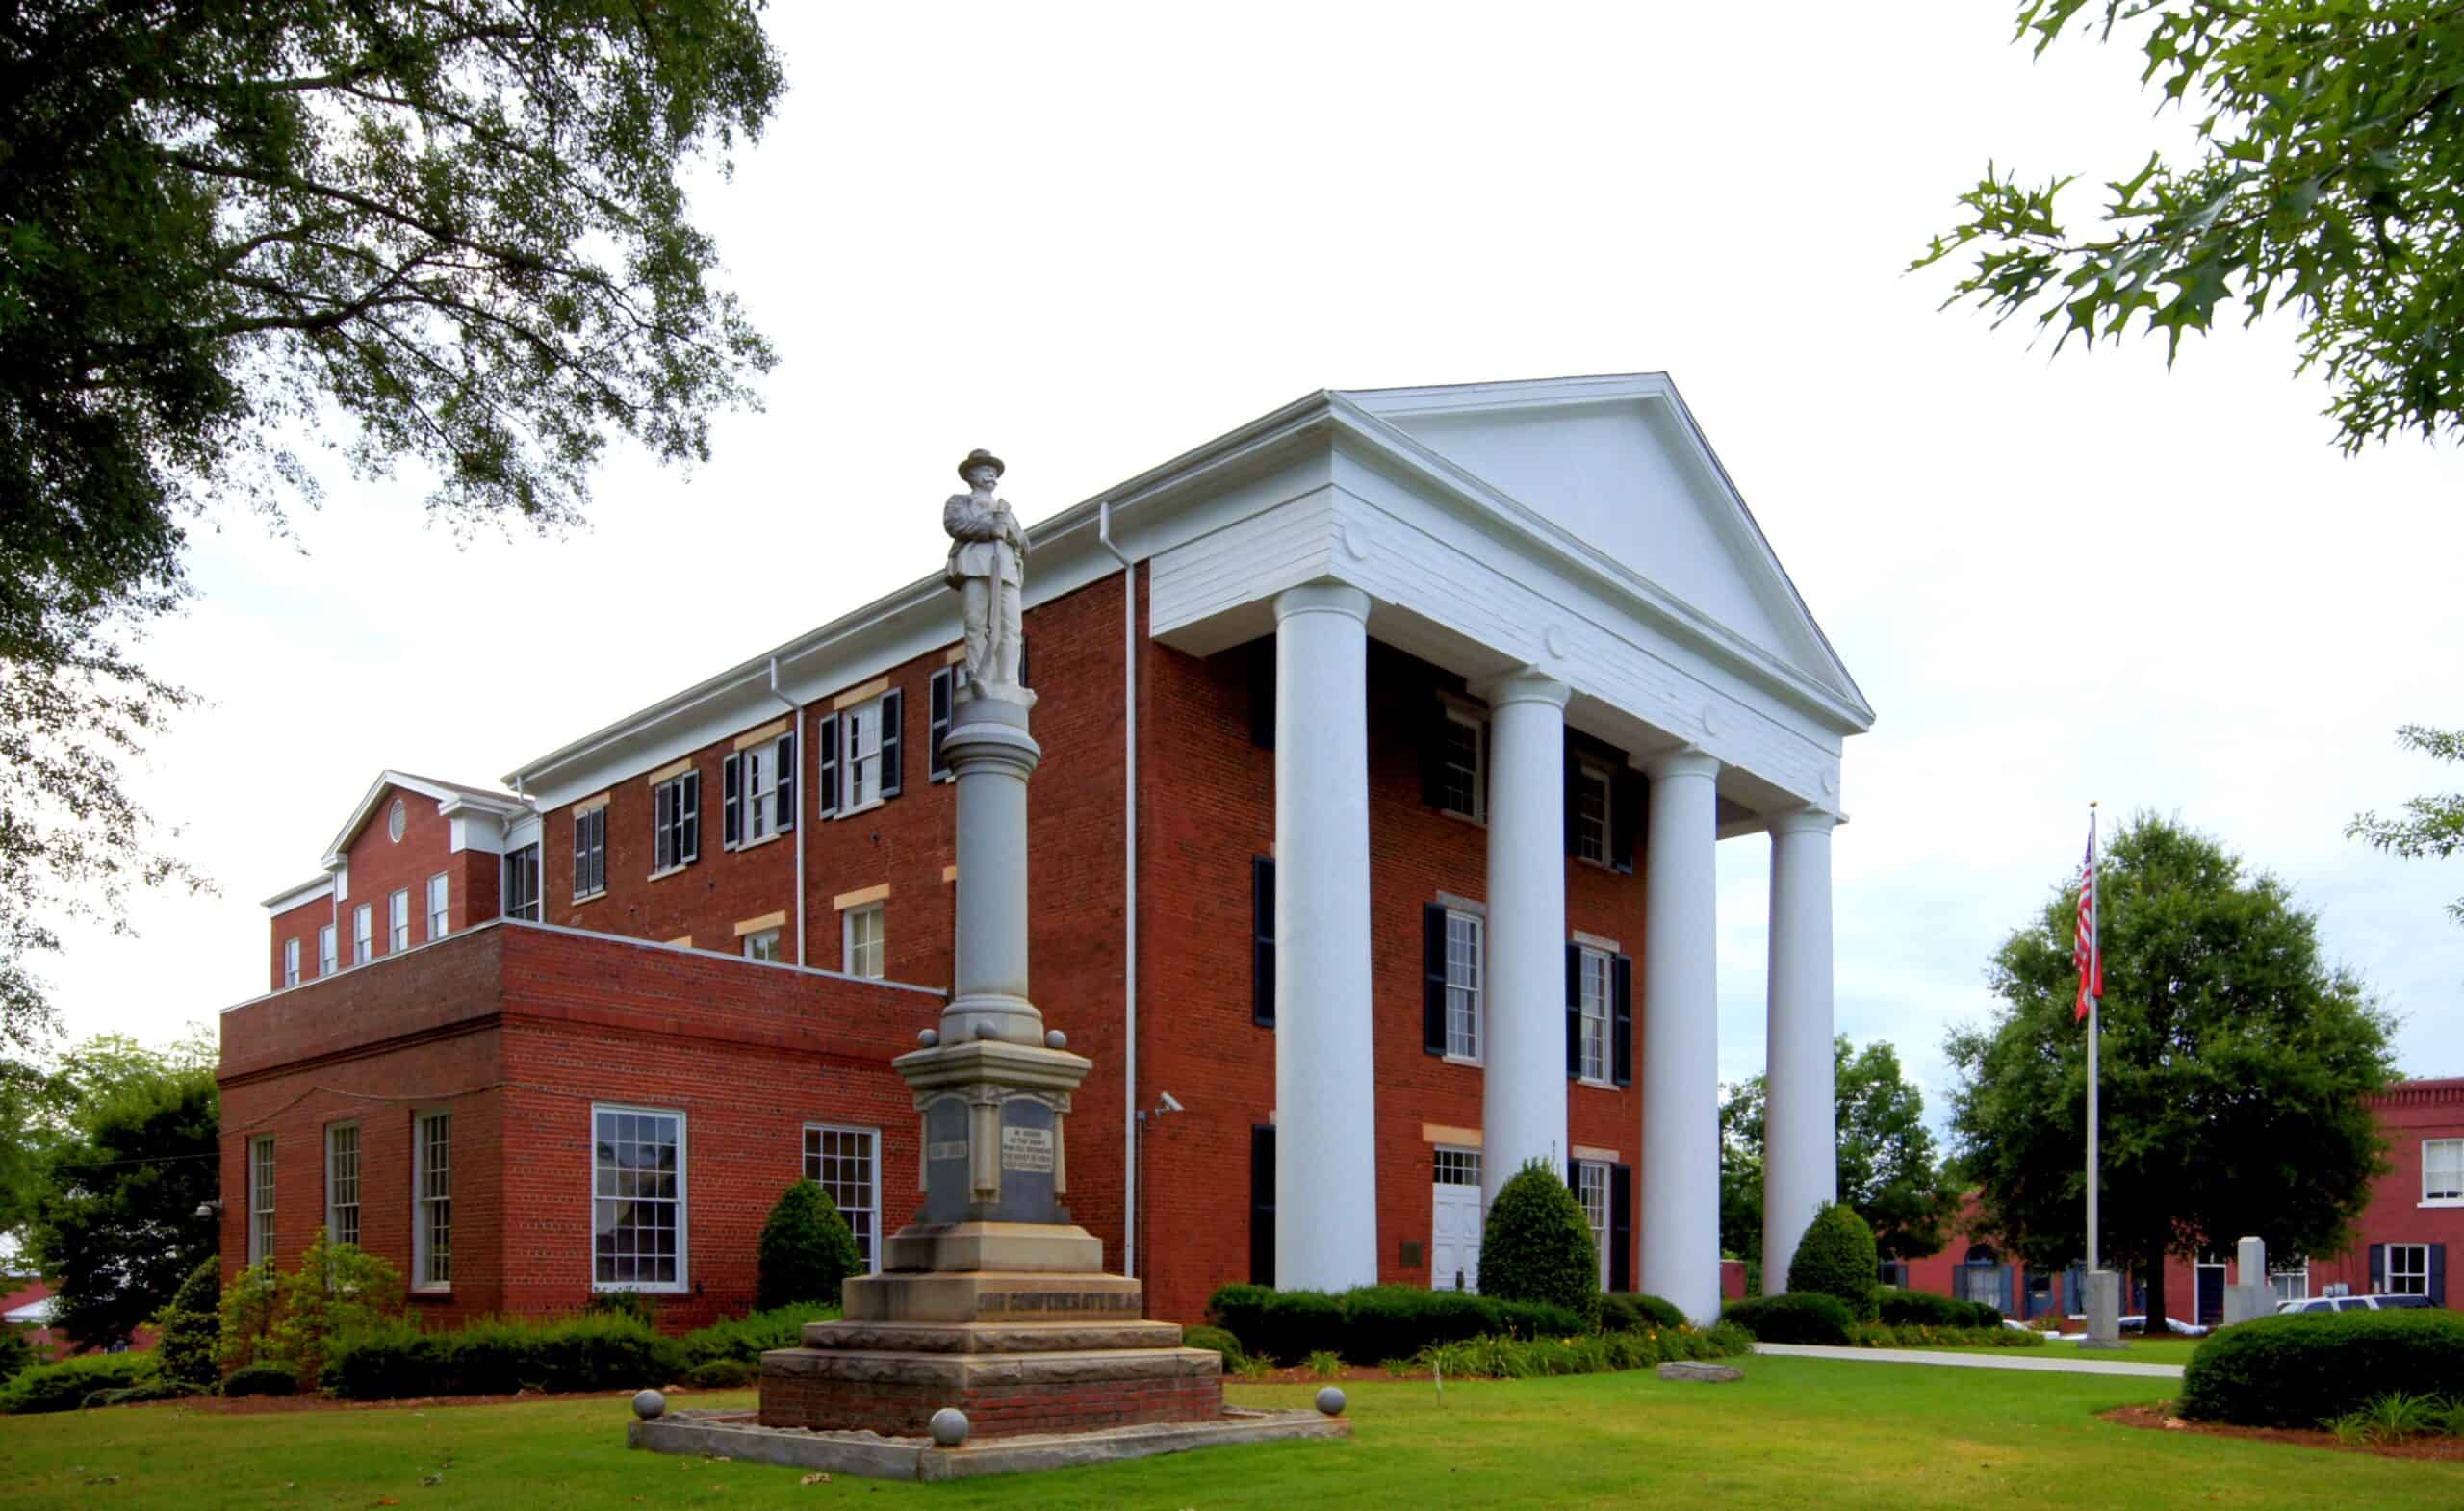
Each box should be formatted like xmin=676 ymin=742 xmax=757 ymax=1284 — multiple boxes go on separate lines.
xmin=2273 ymin=1294 xmax=2434 ymax=1315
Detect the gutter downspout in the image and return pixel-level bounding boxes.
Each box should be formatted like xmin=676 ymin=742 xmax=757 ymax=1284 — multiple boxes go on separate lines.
xmin=768 ymin=657 xmax=808 ymax=966
xmin=1097 ymin=502 xmax=1138 ymax=1277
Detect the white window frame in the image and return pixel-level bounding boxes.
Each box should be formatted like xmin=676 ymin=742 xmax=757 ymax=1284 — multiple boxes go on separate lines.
xmin=742 ymin=927 xmax=783 ymax=963
xmin=1437 ymin=707 xmax=1485 ymax=822
xmin=841 ymin=696 xmax=886 ymax=812
xmin=426 ymin=873 xmax=449 ymax=940
xmin=2388 ymin=1242 xmax=2430 ymax=1296
xmin=1577 ymin=1161 xmax=1611 ymax=1289
xmin=1444 ymin=909 xmax=1484 ymax=1063
xmin=353 ymin=903 xmax=372 ymax=965
xmin=248 ymin=1136 xmax=275 ymax=1266
xmin=283 ymin=937 xmax=301 ymax=988
xmin=653 ymin=770 xmax=700 ymax=873
xmin=1573 ymin=761 xmax=1613 ymax=865
xmin=318 ymin=923 xmax=337 ymax=978
xmin=741 ymin=743 xmax=782 ymax=845
xmin=574 ymin=806 xmax=608 ymax=899
xmin=593 ymin=1104 xmax=688 ymax=1293
xmin=413 ymin=1111 xmax=452 ymax=1290
xmin=804 ymin=1123 xmax=882 ymax=1274
xmin=2425 ymin=1139 xmax=2464 ymax=1206
xmin=2269 ymin=1261 xmax=2309 ymax=1304
xmin=388 ymin=888 xmax=410 ymax=952
xmin=1432 ymin=1145 xmax=1482 ymax=1188
xmin=1577 ymin=945 xmax=1613 ymax=1084
xmin=325 ymin=1122 xmax=361 ymax=1249
xmin=843 ymin=904 xmax=886 ymax=980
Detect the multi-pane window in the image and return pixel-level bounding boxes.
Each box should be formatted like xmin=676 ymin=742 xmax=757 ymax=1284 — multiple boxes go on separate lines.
xmin=804 ymin=1125 xmax=879 ymax=1272
xmin=1437 ymin=711 xmax=1483 ymax=820
xmin=844 ymin=905 xmax=886 ymax=980
xmin=2388 ymin=1242 xmax=2430 ymax=1296
xmin=388 ymin=888 xmax=410 ymax=951
xmin=248 ymin=1136 xmax=275 ymax=1265
xmin=574 ymin=807 xmax=607 ymax=898
xmin=325 ymin=1123 xmax=361 ymax=1248
xmin=843 ymin=699 xmax=886 ymax=809
xmin=426 ymin=873 xmax=449 ymax=939
xmin=814 ymin=697 xmax=901 ymax=818
xmin=1444 ymin=910 xmax=1484 ymax=1061
xmin=743 ymin=927 xmax=783 ymax=963
xmin=415 ymin=1113 xmax=451 ymax=1288
xmin=1573 ymin=764 xmax=1612 ymax=864
xmin=594 ymin=1107 xmax=685 ymax=1291
xmin=2426 ymin=1139 xmax=2464 ymax=1203
xmin=1577 ymin=947 xmax=1612 ymax=1083
xmin=353 ymin=904 xmax=372 ymax=964
xmin=319 ymin=924 xmax=337 ymax=977
xmin=1577 ymin=1162 xmax=1610 ymax=1288
xmin=283 ymin=938 xmax=301 ymax=987
xmin=502 ymin=843 xmax=542 ymax=920
xmin=2269 ymin=1263 xmax=2309 ymax=1304
xmin=654 ymin=771 xmax=701 ymax=872
xmin=1432 ymin=1146 xmax=1482 ymax=1188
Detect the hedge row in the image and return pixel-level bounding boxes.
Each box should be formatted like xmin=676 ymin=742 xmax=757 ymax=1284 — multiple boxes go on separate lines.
xmin=1206 ymin=1284 xmax=1595 ymax=1365
xmin=1852 ymin=1323 xmax=2044 ymax=1350
xmin=1418 ymin=1319 xmax=1754 ymax=1379
xmin=322 ymin=1303 xmax=837 ymax=1402
xmin=1877 ymin=1290 xmax=2004 ymax=1330
xmin=0 ymin=1353 xmax=161 ymax=1415
xmin=2181 ymin=1309 xmax=2464 ymax=1427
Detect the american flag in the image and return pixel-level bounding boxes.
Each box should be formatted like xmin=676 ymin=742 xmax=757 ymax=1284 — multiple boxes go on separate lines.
xmin=2074 ymin=811 xmax=2101 ymax=1023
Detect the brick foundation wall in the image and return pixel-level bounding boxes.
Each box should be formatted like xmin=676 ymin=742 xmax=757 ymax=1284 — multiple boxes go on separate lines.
xmin=757 ymin=1369 xmax=1222 ymax=1439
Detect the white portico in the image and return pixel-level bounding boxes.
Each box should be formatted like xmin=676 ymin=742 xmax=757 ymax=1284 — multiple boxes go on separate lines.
xmin=1095 ymin=373 xmax=1873 ymax=1321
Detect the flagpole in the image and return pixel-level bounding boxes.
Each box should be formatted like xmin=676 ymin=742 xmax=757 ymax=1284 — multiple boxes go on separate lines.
xmin=2085 ymin=802 xmax=2100 ymax=1277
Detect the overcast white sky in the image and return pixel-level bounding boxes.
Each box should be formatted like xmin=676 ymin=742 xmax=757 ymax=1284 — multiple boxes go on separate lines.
xmin=36 ymin=3 xmax=2464 ymax=1131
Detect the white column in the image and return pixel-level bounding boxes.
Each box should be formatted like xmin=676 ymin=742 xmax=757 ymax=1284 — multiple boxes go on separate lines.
xmin=1480 ymin=669 xmax=1571 ymax=1209
xmin=1640 ymin=748 xmax=1721 ymax=1321
xmin=1761 ymin=809 xmax=1837 ymax=1295
xmin=1272 ymin=583 xmax=1378 ymax=1292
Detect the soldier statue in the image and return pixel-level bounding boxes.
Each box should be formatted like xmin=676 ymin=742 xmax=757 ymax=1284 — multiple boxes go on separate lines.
xmin=942 ymin=448 xmax=1027 ymax=693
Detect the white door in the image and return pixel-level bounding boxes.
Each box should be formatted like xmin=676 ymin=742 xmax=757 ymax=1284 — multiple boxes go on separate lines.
xmin=1431 ymin=1145 xmax=1484 ymax=1293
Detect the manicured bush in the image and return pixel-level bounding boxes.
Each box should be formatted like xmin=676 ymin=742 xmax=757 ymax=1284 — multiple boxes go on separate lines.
xmin=1602 ymin=1293 xmax=1688 ymax=1332
xmin=1251 ymin=1290 xmax=1344 ymax=1365
xmin=1420 ymin=1317 xmax=1753 ymax=1380
xmin=1477 ymin=1161 xmax=1604 ymax=1328
xmin=324 ymin=1314 xmax=687 ymax=1401
xmin=269 ymin=1230 xmax=406 ymax=1387
xmin=153 ymin=1256 xmax=222 ymax=1392
xmin=1179 ymin=1325 xmax=1245 ymax=1365
xmin=1876 ymin=1290 xmax=1964 ymax=1328
xmin=756 ymin=1179 xmax=863 ymax=1312
xmin=2180 ymin=1309 xmax=2464 ymax=1427
xmin=1338 ymin=1286 xmax=1499 ymax=1364
xmin=684 ymin=1359 xmax=757 ymax=1389
xmin=1966 ymin=1301 xmax=2004 ymax=1328
xmin=1721 ymin=1293 xmax=1856 ymax=1345
xmin=1785 ymin=1204 xmax=1879 ymax=1322
xmin=1849 ymin=1322 xmax=2044 ymax=1350
xmin=223 ymin=1362 xmax=299 ymax=1397
xmin=1490 ymin=1298 xmax=1590 ymax=1341
xmin=1204 ymin=1283 xmax=1276 ymax=1352
xmin=584 ymin=1289 xmax=657 ymax=1327
xmin=676 ymin=1302 xmax=840 ymax=1370
xmin=0 ymin=1353 xmax=158 ymax=1414
xmin=1702 ymin=1319 xmax=1757 ymax=1356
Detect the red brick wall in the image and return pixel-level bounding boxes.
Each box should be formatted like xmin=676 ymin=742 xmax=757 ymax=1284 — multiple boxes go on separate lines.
xmin=267 ymin=892 xmax=335 ymax=992
xmin=268 ymin=782 xmax=503 ymax=991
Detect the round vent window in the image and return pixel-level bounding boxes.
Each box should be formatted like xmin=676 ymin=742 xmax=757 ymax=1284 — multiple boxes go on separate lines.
xmin=387 ymin=798 xmax=407 ymax=843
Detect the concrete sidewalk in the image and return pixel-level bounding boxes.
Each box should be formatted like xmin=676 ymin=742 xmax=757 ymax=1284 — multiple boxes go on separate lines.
xmin=1753 ymin=1344 xmax=2184 ymax=1379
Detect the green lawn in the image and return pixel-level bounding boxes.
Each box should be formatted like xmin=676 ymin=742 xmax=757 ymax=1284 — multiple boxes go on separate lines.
xmin=2 ymin=1356 xmax=2451 ymax=1511
xmin=1883 ymin=1336 xmax=2207 ymax=1366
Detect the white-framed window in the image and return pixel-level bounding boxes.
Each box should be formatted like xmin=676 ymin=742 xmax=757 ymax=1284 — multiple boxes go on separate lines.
xmin=1573 ymin=762 xmax=1613 ymax=865
xmin=426 ymin=873 xmax=449 ymax=939
xmin=804 ymin=1124 xmax=880 ymax=1272
xmin=353 ymin=903 xmax=373 ymax=965
xmin=654 ymin=770 xmax=701 ymax=872
xmin=815 ymin=696 xmax=904 ymax=818
xmin=573 ymin=807 xmax=607 ymax=898
xmin=1577 ymin=946 xmax=1612 ymax=1083
xmin=248 ymin=1136 xmax=276 ymax=1266
xmin=1433 ymin=1145 xmax=1482 ymax=1188
xmin=388 ymin=888 xmax=410 ymax=952
xmin=325 ymin=1122 xmax=361 ymax=1249
xmin=1445 ymin=909 xmax=1484 ymax=1061
xmin=414 ymin=1112 xmax=451 ymax=1289
xmin=843 ymin=699 xmax=886 ymax=809
xmin=283 ymin=938 xmax=301 ymax=987
xmin=1436 ymin=708 xmax=1484 ymax=821
xmin=594 ymin=1105 xmax=686 ymax=1292
xmin=743 ymin=927 xmax=783 ymax=963
xmin=2388 ymin=1242 xmax=2430 ymax=1296
xmin=724 ymin=735 xmax=796 ymax=847
xmin=2425 ymin=1139 xmax=2464 ymax=1205
xmin=1577 ymin=1161 xmax=1611 ymax=1289
xmin=844 ymin=905 xmax=885 ymax=980
xmin=2269 ymin=1262 xmax=2309 ymax=1304
xmin=502 ymin=843 xmax=542 ymax=921
xmin=319 ymin=923 xmax=337 ymax=977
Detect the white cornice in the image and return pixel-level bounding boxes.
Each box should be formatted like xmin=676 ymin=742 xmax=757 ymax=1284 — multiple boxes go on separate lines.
xmin=319 ymin=770 xmax=532 ymax=869
xmin=260 ymin=875 xmax=335 ymax=913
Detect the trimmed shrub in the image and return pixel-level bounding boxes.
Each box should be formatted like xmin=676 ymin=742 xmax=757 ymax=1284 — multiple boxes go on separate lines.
xmin=1477 ymin=1161 xmax=1604 ymax=1328
xmin=1339 ymin=1287 xmax=1499 ymax=1364
xmin=1702 ymin=1319 xmax=1757 ymax=1356
xmin=1966 ymin=1301 xmax=2004 ymax=1328
xmin=1204 ymin=1284 xmax=1276 ymax=1353
xmin=677 ymin=1303 xmax=840 ymax=1370
xmin=684 ymin=1359 xmax=757 ymax=1389
xmin=585 ymin=1289 xmax=657 ymax=1327
xmin=1785 ymin=1204 xmax=1880 ymax=1322
xmin=1877 ymin=1290 xmax=1964 ymax=1328
xmin=1721 ymin=1293 xmax=1855 ymax=1345
xmin=1491 ymin=1298 xmax=1590 ymax=1341
xmin=2180 ymin=1309 xmax=2464 ymax=1427
xmin=154 ymin=1256 xmax=222 ymax=1391
xmin=756 ymin=1180 xmax=863 ymax=1312
xmin=1205 ymin=1282 xmax=1594 ymax=1365
xmin=325 ymin=1314 xmax=686 ymax=1401
xmin=1252 ymin=1290 xmax=1343 ymax=1365
xmin=1603 ymin=1293 xmax=1688 ymax=1332
xmin=0 ymin=1353 xmax=158 ymax=1414
xmin=1179 ymin=1325 xmax=1245 ymax=1365
xmin=0 ymin=1328 xmax=35 ymax=1384
xmin=223 ymin=1362 xmax=300 ymax=1397
xmin=269 ymin=1230 xmax=406 ymax=1387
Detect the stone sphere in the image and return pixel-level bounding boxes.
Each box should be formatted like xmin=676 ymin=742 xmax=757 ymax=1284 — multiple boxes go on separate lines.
xmin=917 ymin=1028 xmax=939 ymax=1048
xmin=632 ymin=1389 xmax=666 ymax=1421
xmin=1044 ymin=1029 xmax=1068 ymax=1049
xmin=1314 ymin=1386 xmax=1347 ymax=1417
xmin=973 ymin=1021 xmax=998 ymax=1039
xmin=929 ymin=1407 xmax=970 ymax=1447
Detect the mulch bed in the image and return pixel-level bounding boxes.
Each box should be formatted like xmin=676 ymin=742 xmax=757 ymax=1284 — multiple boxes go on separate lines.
xmin=2101 ymin=1403 xmax=2464 ymax=1462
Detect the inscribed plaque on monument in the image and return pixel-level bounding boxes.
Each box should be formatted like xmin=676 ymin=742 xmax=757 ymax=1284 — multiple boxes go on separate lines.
xmin=921 ymin=1096 xmax=972 ymax=1223
xmin=1001 ymin=1124 xmax=1056 ymax=1173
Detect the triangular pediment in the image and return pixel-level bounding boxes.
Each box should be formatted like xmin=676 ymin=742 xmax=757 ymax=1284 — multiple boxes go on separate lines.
xmin=1341 ymin=374 xmax=1868 ymax=724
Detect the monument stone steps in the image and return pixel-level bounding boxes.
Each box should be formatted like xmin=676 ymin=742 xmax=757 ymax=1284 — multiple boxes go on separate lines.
xmin=803 ymin=1318 xmax=1188 ymax=1354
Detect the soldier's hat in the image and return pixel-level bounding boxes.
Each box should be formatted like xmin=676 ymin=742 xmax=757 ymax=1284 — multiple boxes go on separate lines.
xmin=957 ymin=448 xmax=1005 ymax=481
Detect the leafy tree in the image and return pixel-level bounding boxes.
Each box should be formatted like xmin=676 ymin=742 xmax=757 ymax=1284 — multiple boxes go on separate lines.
xmin=2348 ymin=724 xmax=2464 ymax=923
xmin=267 ymin=1229 xmax=405 ymax=1386
xmin=153 ymin=1256 xmax=222 ymax=1392
xmin=1719 ymin=1037 xmax=1961 ymax=1267
xmin=1476 ymin=1160 xmax=1603 ymax=1329
xmin=26 ymin=1052 xmax=218 ymax=1347
xmin=0 ymin=2 xmax=783 ymax=1043
xmin=1946 ymin=813 xmax=2395 ymax=1330
xmin=1916 ymin=2 xmax=2464 ymax=454
xmin=1 ymin=1029 xmax=214 ymax=1247
xmin=755 ymin=1180 xmax=860 ymax=1312
xmin=1785 ymin=1203 xmax=1881 ymax=1321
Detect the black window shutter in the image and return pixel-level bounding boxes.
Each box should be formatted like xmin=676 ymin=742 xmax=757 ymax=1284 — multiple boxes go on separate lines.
xmin=653 ymin=781 xmax=672 ymax=871
xmin=2369 ymin=1243 xmax=2387 ymax=1293
xmin=1246 ymin=636 xmax=1275 ymax=750
xmin=1609 ymin=1165 xmax=1633 ymax=1293
xmin=1017 ymin=633 xmax=1030 ymax=689
xmin=573 ymin=812 xmax=587 ymax=893
xmin=1418 ymin=699 xmax=1450 ymax=808
xmin=1423 ymin=902 xmax=1449 ymax=1055
xmin=681 ymin=770 xmax=700 ymax=862
xmin=1563 ymin=740 xmax=1581 ymax=858
xmin=814 ymin=713 xmax=838 ymax=818
xmin=2433 ymin=1245 xmax=2449 ymax=1307
xmin=1565 ymin=942 xmax=1583 ymax=1079
xmin=1610 ymin=769 xmax=1644 ymax=874
xmin=775 ymin=732 xmax=796 ymax=830
xmin=722 ymin=754 xmax=742 ymax=848
xmin=881 ymin=688 xmax=904 ymax=798
xmin=1566 ymin=1162 xmax=1580 ymax=1197
xmin=1612 ymin=954 xmax=1634 ymax=1087
xmin=1249 ymin=1124 xmax=1277 ymax=1287
xmin=929 ymin=668 xmax=953 ymax=780
xmin=1252 ymin=856 xmax=1275 ymax=1027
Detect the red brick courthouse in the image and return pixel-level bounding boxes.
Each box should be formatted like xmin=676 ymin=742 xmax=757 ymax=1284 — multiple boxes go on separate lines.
xmin=220 ymin=375 xmax=1874 ymax=1327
